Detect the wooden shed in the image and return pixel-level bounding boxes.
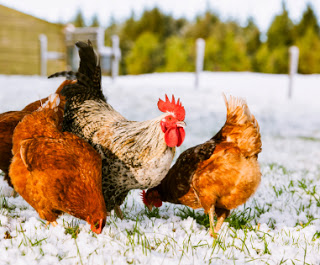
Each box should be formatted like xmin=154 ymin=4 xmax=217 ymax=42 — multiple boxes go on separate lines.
xmin=0 ymin=5 xmax=66 ymax=75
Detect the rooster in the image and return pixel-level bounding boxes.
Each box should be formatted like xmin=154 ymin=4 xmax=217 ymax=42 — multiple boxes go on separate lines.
xmin=48 ymin=40 xmax=186 ymax=218
xmin=0 ymin=80 xmax=74 ymax=188
xmin=142 ymin=95 xmax=262 ymax=237
xmin=9 ymin=93 xmax=107 ymax=234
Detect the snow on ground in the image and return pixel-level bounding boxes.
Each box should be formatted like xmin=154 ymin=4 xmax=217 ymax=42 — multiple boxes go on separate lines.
xmin=0 ymin=72 xmax=320 ymax=264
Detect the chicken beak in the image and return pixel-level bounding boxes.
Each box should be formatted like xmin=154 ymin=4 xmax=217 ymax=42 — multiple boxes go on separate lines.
xmin=177 ymin=121 xmax=186 ymax=128
xmin=90 ymin=218 xmax=104 ymax=234
xmin=147 ymin=204 xmax=153 ymax=212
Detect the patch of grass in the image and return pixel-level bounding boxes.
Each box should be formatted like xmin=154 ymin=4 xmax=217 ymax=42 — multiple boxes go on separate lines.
xmin=176 ymin=207 xmax=210 ymax=228
xmin=297 ymin=180 xmax=320 ymax=206
xmin=176 ymin=206 xmax=255 ymax=231
xmin=74 ymin=238 xmax=84 ymax=265
xmin=273 ymin=185 xmax=284 ymax=197
xmin=296 ymin=214 xmax=316 ymax=228
xmin=0 ymin=197 xmax=16 ymax=212
xmin=253 ymin=201 xmax=270 ymax=218
xmin=124 ymin=217 xmax=159 ymax=255
xmin=297 ymin=179 xmax=308 ymax=190
xmin=312 ymin=231 xmax=320 ymax=241
xmin=63 ymin=219 xmax=80 ymax=239
xmin=144 ymin=207 xmax=161 ymax=219
xmin=268 ymin=163 xmax=289 ymax=175
xmin=226 ymin=208 xmax=255 ymax=230
xmin=298 ymin=136 xmax=320 ymax=142
xmin=126 ymin=217 xmax=142 ymax=237
xmin=16 ymin=224 xmax=47 ymax=247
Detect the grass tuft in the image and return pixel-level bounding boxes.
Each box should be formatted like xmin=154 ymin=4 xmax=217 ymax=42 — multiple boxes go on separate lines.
xmin=63 ymin=219 xmax=80 ymax=239
xmin=144 ymin=207 xmax=161 ymax=219
xmin=298 ymin=136 xmax=320 ymax=142
xmin=176 ymin=207 xmax=210 ymax=228
xmin=176 ymin=206 xmax=255 ymax=231
xmin=226 ymin=208 xmax=255 ymax=230
xmin=0 ymin=197 xmax=16 ymax=212
xmin=312 ymin=231 xmax=320 ymax=241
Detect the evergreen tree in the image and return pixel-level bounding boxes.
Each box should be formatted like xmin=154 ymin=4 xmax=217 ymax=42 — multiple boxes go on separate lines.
xmin=185 ymin=11 xmax=220 ymax=39
xmin=135 ymin=8 xmax=178 ymax=41
xmin=121 ymin=11 xmax=139 ymax=41
xmin=255 ymin=44 xmax=289 ymax=73
xmin=296 ymin=28 xmax=320 ymax=73
xmin=205 ymin=28 xmax=251 ymax=71
xmin=125 ymin=32 xmax=162 ymax=74
xmin=244 ymin=17 xmax=261 ymax=56
xmin=90 ymin=14 xmax=100 ymax=27
xmin=73 ymin=9 xmax=86 ymax=27
xmin=118 ymin=8 xmax=186 ymax=74
xmin=267 ymin=2 xmax=294 ymax=49
xmin=118 ymin=12 xmax=138 ymax=74
xmin=258 ymin=2 xmax=294 ymax=73
xmin=160 ymin=36 xmax=194 ymax=72
xmin=105 ymin=15 xmax=119 ymax=46
xmin=294 ymin=4 xmax=319 ymax=37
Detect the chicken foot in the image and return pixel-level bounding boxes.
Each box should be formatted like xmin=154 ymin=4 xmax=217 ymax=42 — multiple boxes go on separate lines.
xmin=45 ymin=221 xmax=58 ymax=228
xmin=208 ymin=206 xmax=230 ymax=237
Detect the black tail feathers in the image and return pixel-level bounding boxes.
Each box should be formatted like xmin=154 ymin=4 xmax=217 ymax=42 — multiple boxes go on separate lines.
xmin=76 ymin=40 xmax=99 ymax=81
xmin=48 ymin=40 xmax=101 ymax=91
xmin=48 ymin=71 xmax=94 ymax=88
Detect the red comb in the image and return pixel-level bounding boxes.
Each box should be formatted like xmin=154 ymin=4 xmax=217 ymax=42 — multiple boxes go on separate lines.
xmin=141 ymin=190 xmax=148 ymax=205
xmin=158 ymin=94 xmax=185 ymax=121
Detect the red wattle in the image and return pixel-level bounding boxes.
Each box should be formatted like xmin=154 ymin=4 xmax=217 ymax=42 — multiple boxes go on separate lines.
xmin=164 ymin=127 xmax=179 ymax=147
xmin=164 ymin=127 xmax=186 ymax=147
xmin=177 ymin=127 xmax=185 ymax=147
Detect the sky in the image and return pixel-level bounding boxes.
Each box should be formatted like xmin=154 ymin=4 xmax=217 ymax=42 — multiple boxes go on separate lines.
xmin=0 ymin=0 xmax=319 ymax=32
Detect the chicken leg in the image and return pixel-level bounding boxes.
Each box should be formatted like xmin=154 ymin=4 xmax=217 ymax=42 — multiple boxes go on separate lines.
xmin=114 ymin=205 xmax=123 ymax=219
xmin=208 ymin=205 xmax=217 ymax=237
xmin=215 ymin=208 xmax=230 ymax=233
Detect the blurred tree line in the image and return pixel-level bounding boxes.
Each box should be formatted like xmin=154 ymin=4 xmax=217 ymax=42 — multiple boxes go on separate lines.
xmin=72 ymin=3 xmax=320 ymax=74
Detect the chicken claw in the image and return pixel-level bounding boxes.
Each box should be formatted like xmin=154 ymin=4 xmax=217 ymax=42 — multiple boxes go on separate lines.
xmin=45 ymin=221 xmax=58 ymax=228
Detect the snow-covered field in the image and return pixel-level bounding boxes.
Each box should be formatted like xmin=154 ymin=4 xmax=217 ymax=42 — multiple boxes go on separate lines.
xmin=0 ymin=72 xmax=319 ymax=264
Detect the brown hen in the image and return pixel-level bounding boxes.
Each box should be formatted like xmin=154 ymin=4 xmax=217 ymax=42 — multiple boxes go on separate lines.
xmin=0 ymin=80 xmax=75 ymax=188
xmin=9 ymin=93 xmax=107 ymax=233
xmin=143 ymin=94 xmax=262 ymax=237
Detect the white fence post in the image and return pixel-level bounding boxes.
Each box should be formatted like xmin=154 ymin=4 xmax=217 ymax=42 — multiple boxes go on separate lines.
xmin=39 ymin=34 xmax=48 ymax=76
xmin=39 ymin=34 xmax=65 ymax=76
xmin=195 ymin=38 xmax=205 ymax=89
xmin=288 ymin=46 xmax=299 ymax=99
xmin=111 ymin=35 xmax=121 ymax=81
